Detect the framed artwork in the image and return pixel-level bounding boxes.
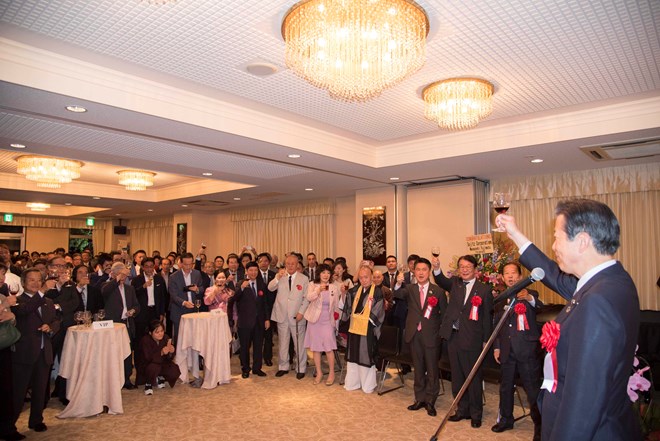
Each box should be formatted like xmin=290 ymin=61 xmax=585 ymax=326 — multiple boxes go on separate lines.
xmin=176 ymin=223 xmax=187 ymax=255
xmin=362 ymin=206 xmax=386 ymax=265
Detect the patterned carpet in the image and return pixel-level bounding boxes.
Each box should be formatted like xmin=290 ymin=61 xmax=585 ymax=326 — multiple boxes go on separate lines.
xmin=17 ymin=352 xmax=535 ymax=441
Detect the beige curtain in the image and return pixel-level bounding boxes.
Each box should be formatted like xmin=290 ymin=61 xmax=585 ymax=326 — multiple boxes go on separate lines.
xmin=2 ymin=215 xmax=94 ymax=229
xmin=92 ymin=220 xmax=113 ymax=254
xmin=231 ymin=200 xmax=335 ymax=261
xmin=127 ymin=217 xmax=174 ymax=255
xmin=492 ymin=163 xmax=660 ymax=310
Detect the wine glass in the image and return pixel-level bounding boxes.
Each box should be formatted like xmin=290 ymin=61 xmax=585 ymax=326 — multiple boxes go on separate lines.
xmin=492 ymin=192 xmax=512 ymax=232
xmin=194 ymin=298 xmax=201 ymax=313
xmin=97 ymin=309 xmax=105 ymax=321
xmin=8 ymin=283 xmax=19 ymax=296
xmin=74 ymin=311 xmax=83 ymax=327
xmin=431 ymin=247 xmax=440 ymax=258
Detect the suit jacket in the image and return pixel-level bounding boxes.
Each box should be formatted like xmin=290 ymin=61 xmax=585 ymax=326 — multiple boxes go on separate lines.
xmin=90 ymin=272 xmax=110 ymax=288
xmin=520 ymin=244 xmax=641 ymax=441
xmin=304 ymin=282 xmax=340 ymax=325
xmin=234 ymin=278 xmax=269 ymax=329
xmin=132 ymin=273 xmax=168 ymax=320
xmin=45 ymin=285 xmax=80 ymax=329
xmin=302 ymin=266 xmax=319 ymax=282
xmin=74 ymin=283 xmax=104 ymax=314
xmin=268 ymin=272 xmax=310 ymax=324
xmin=101 ymin=279 xmax=140 ymax=335
xmin=168 ymin=268 xmax=203 ymax=323
xmin=437 ymin=271 xmax=493 ymax=351
xmin=11 ymin=292 xmax=60 ymax=365
xmin=223 ymin=267 xmax=245 ymax=291
xmin=493 ymin=289 xmax=542 ymax=363
xmin=394 ymin=282 xmax=448 ymax=346
xmin=258 ymin=269 xmax=276 ymax=318
xmin=381 ymin=270 xmax=400 ymax=289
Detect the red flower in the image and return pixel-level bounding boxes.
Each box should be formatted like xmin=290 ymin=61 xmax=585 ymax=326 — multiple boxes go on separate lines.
xmin=333 ymin=312 xmax=339 ymax=321
xmin=296 ymin=284 xmax=302 ymax=291
xmin=471 ymin=296 xmax=482 ymax=307
xmin=540 ymin=320 xmax=561 ymax=353
xmin=514 ymin=303 xmax=527 ymax=315
xmin=258 ymin=290 xmax=263 ymax=296
xmin=483 ymin=256 xmax=489 ymax=263
xmin=427 ymin=296 xmax=438 ymax=307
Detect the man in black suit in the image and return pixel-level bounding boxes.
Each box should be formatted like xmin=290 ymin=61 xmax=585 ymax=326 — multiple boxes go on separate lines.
xmin=234 ymin=261 xmax=271 ymax=378
xmin=90 ymin=253 xmax=113 ymax=288
xmin=434 ymin=254 xmax=493 ymax=428
xmin=394 ymin=258 xmax=447 ymax=416
xmin=492 ymin=262 xmax=542 ymax=439
xmin=497 ymin=199 xmax=642 ymax=441
xmin=131 ymin=257 xmax=167 ymax=342
xmin=223 ymin=253 xmax=245 ymax=291
xmin=73 ymin=264 xmax=104 ymax=314
xmin=302 ymin=252 xmax=318 ymax=282
xmin=256 ymin=253 xmax=276 ymax=366
xmin=102 ymin=262 xmax=140 ymax=389
xmin=11 ymin=268 xmax=60 ymax=434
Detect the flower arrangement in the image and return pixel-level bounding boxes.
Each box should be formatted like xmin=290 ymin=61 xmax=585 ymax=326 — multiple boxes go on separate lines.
xmin=447 ymin=236 xmax=518 ymax=294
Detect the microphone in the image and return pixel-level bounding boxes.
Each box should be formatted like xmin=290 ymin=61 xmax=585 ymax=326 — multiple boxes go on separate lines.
xmin=494 ymin=267 xmax=545 ymax=304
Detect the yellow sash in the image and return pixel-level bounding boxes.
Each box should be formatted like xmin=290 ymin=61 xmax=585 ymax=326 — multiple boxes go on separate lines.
xmin=348 ymin=284 xmax=375 ymax=336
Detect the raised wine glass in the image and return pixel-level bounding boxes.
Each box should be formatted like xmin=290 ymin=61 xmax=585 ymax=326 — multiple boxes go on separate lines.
xmin=8 ymin=283 xmax=19 ymax=296
xmin=492 ymin=192 xmax=512 ymax=232
xmin=431 ymin=247 xmax=440 ymax=258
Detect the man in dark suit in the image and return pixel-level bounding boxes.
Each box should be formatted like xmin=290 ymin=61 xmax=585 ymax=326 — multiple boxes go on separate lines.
xmin=131 ymin=257 xmax=167 ymax=342
xmin=234 ymin=262 xmax=271 ymax=378
xmin=11 ymin=268 xmax=60 ymax=433
xmin=102 ymin=262 xmax=140 ymax=389
xmin=223 ymin=253 xmax=245 ymax=291
xmin=168 ymin=252 xmax=203 ymax=386
xmin=73 ymin=264 xmax=104 ymax=314
xmin=394 ymin=258 xmax=447 ymax=416
xmin=492 ymin=262 xmax=542 ymax=440
xmin=434 ymin=254 xmax=493 ymax=428
xmin=302 ymin=252 xmax=318 ymax=282
xmin=89 ymin=253 xmax=113 ymax=288
xmin=256 ymin=253 xmax=276 ymax=366
xmin=497 ymin=199 xmax=642 ymax=441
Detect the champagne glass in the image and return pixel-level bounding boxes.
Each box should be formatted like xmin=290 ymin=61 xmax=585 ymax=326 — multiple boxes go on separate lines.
xmin=492 ymin=192 xmax=512 ymax=232
xmin=194 ymin=298 xmax=201 ymax=313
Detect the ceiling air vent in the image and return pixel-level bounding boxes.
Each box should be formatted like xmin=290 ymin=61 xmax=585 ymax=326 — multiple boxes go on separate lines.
xmin=580 ymin=138 xmax=660 ymax=162
xmin=185 ymin=200 xmax=229 ymax=207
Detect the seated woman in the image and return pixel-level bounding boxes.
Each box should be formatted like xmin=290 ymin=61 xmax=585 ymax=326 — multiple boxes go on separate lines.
xmin=303 ymin=264 xmax=340 ymax=386
xmin=136 ymin=320 xmax=180 ymax=395
xmin=204 ymin=272 xmax=234 ymax=313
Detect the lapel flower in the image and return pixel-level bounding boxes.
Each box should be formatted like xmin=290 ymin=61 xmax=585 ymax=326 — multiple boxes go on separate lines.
xmin=471 ymin=295 xmax=482 ymax=307
xmin=514 ymin=303 xmax=527 ymax=315
xmin=296 ymin=284 xmax=302 ymax=291
xmin=333 ymin=312 xmax=339 ymax=321
xmin=427 ymin=296 xmax=438 ymax=307
xmin=540 ymin=320 xmax=561 ymax=353
xmin=258 ymin=290 xmax=263 ymax=296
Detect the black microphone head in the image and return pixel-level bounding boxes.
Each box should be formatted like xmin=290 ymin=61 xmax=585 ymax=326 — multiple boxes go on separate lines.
xmin=530 ymin=267 xmax=545 ymax=282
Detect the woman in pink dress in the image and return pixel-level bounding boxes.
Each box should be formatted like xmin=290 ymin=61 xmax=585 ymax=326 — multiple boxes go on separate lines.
xmin=204 ymin=272 xmax=234 ymax=313
xmin=304 ymin=264 xmax=340 ymax=385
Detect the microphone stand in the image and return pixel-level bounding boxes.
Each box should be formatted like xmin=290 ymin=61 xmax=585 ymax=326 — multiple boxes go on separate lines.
xmin=430 ymin=297 xmax=520 ymax=441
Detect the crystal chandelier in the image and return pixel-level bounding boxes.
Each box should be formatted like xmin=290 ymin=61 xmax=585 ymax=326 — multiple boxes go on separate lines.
xmin=26 ymin=203 xmax=51 ymax=212
xmin=282 ymin=0 xmax=429 ymax=102
xmin=117 ymin=170 xmax=156 ymax=191
xmin=422 ymin=78 xmax=494 ymax=131
xmin=16 ymin=155 xmax=83 ymax=189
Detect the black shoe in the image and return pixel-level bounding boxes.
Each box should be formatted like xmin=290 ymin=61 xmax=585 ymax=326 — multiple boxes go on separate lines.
xmin=491 ymin=422 xmax=514 ymax=433
xmin=296 ymin=373 xmax=305 ymax=380
xmin=448 ymin=414 xmax=470 ymax=422
xmin=123 ymin=383 xmax=137 ymax=390
xmin=471 ymin=420 xmax=481 ymax=428
xmin=401 ymin=364 xmax=412 ymax=375
xmin=275 ymin=370 xmax=288 ymax=377
xmin=264 ymin=360 xmax=273 ymax=366
xmin=253 ymin=370 xmax=267 ymax=377
xmin=2 ymin=431 xmax=26 ymax=440
xmin=425 ymin=403 xmax=437 ymax=416
xmin=29 ymin=423 xmax=47 ymax=432
xmin=241 ymin=371 xmax=250 ymax=379
xmin=407 ymin=401 xmax=425 ymax=411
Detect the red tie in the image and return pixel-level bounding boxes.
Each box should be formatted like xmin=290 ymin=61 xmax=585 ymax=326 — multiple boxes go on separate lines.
xmin=418 ymin=285 xmax=425 ymax=331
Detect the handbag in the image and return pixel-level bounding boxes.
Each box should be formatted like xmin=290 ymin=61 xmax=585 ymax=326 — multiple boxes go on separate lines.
xmin=0 ymin=321 xmax=21 ymax=350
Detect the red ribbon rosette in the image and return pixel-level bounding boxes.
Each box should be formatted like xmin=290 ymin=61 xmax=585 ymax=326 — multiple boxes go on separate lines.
xmin=514 ymin=303 xmax=529 ymax=331
xmin=540 ymin=320 xmax=561 ymax=393
xmin=424 ymin=296 xmax=438 ymax=319
xmin=469 ymin=295 xmax=481 ymax=321
xmin=296 ymin=284 xmax=302 ymax=291
xmin=427 ymin=296 xmax=438 ymax=307
xmin=540 ymin=320 xmax=560 ymax=352
xmin=471 ymin=296 xmax=482 ymax=307
xmin=333 ymin=311 xmax=340 ymax=321
xmin=258 ymin=290 xmax=264 ymax=297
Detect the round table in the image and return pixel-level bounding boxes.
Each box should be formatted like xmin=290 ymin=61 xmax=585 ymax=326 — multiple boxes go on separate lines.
xmin=175 ymin=311 xmax=232 ymax=389
xmin=58 ymin=323 xmax=131 ymax=418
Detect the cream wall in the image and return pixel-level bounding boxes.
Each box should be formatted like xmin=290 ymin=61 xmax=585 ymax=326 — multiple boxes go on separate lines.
xmin=26 ymin=227 xmax=69 ymax=253
xmin=334 ymin=195 xmax=356 ymax=266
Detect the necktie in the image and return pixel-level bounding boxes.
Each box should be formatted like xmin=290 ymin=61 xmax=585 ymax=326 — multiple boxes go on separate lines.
xmin=463 ymin=280 xmax=471 ymax=305
xmin=251 ymin=282 xmax=257 ymax=298
xmin=417 ymin=285 xmax=425 ymax=331
xmin=263 ymin=272 xmax=268 ymax=284
xmin=453 ymin=281 xmax=470 ymax=331
xmin=310 ymin=268 xmax=314 ymax=281
xmin=390 ymin=273 xmax=395 ymax=287
xmin=288 ymin=275 xmax=292 ymax=291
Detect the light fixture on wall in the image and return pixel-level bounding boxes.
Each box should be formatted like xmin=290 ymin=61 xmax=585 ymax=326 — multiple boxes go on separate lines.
xmin=282 ymin=0 xmax=429 ymax=102
xmin=422 ymin=78 xmax=494 ymax=131
xmin=117 ymin=169 xmax=156 ymax=191
xmin=26 ymin=202 xmax=51 ymax=212
xmin=16 ymin=155 xmax=83 ymax=189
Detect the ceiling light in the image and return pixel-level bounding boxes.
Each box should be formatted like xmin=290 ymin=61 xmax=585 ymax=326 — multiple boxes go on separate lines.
xmin=115 ymin=213 xmax=121 ymax=216
xmin=288 ymin=154 xmax=301 ymax=159
xmin=389 ymin=177 xmax=400 ymax=181
xmin=530 ymin=158 xmax=544 ymax=163
xmin=423 ymin=78 xmax=494 ymax=131
xmin=117 ymin=170 xmax=156 ymax=191
xmin=92 ymin=196 xmax=101 ymax=200
xmin=282 ymin=0 xmax=429 ymax=102
xmin=147 ymin=209 xmax=154 ymax=212
xmin=181 ymin=204 xmax=188 ymax=207
xmin=64 ymin=203 xmax=72 ymax=206
xmin=16 ymin=155 xmax=83 ymax=189
xmin=65 ymin=105 xmax=87 ymax=113
xmin=10 ymin=143 xmax=26 ymax=149
xmin=26 ymin=202 xmax=50 ymax=212
xmin=202 ymin=172 xmax=213 ymax=176
xmin=305 ymin=188 xmax=314 ymax=191
xmin=233 ymin=197 xmax=241 ymax=201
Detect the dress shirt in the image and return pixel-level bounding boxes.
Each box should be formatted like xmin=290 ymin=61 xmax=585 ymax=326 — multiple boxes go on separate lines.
xmin=183 ymin=271 xmax=192 ymax=302
xmin=119 ymin=283 xmax=128 ymax=319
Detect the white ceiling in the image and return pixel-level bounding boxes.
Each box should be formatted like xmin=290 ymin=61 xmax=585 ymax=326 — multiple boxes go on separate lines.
xmin=0 ymin=0 xmax=658 ymax=219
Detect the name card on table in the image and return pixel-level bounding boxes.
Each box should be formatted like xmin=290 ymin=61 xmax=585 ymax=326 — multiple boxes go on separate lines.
xmin=92 ymin=320 xmax=114 ymax=330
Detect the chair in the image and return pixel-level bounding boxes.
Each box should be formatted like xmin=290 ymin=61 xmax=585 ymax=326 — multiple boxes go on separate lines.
xmin=377 ymin=325 xmax=413 ymax=395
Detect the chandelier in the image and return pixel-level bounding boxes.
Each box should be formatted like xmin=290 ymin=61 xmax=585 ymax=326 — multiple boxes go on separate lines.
xmin=117 ymin=170 xmax=156 ymax=191
xmin=282 ymin=0 xmax=429 ymax=102
xmin=422 ymin=78 xmax=494 ymax=131
xmin=26 ymin=203 xmax=51 ymax=212
xmin=16 ymin=155 xmax=83 ymax=189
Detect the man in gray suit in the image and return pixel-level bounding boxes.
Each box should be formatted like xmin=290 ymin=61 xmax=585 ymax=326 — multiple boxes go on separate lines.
xmin=268 ymin=254 xmax=310 ymax=379
xmin=101 ymin=262 xmax=140 ymax=389
xmin=168 ymin=252 xmax=203 ymax=387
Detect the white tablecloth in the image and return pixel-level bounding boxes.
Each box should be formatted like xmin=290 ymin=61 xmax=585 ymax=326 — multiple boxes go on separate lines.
xmin=175 ymin=311 xmax=232 ymax=389
xmin=57 ymin=323 xmax=131 ymax=418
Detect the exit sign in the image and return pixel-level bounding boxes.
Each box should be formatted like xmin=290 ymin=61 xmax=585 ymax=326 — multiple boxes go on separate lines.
xmin=3 ymin=213 xmax=12 ymax=223
xmin=86 ymin=217 xmax=95 ymax=226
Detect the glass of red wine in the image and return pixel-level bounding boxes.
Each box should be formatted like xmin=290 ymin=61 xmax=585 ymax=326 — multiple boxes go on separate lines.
xmin=431 ymin=247 xmax=440 ymax=258
xmin=492 ymin=192 xmax=511 ymax=232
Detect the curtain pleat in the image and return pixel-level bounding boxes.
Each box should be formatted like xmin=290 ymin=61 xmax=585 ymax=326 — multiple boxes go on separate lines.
xmin=127 ymin=217 xmax=173 ymax=254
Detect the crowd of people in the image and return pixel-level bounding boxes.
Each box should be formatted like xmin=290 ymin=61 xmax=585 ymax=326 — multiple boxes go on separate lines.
xmin=0 ymin=198 xmax=643 ymax=441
